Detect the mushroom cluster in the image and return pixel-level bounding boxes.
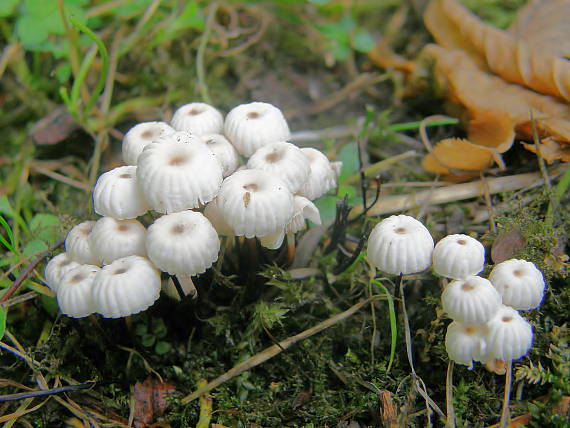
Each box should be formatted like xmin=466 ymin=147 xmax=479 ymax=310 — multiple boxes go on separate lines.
xmin=366 ymin=215 xmax=546 ymax=368
xmin=44 ymin=101 xmax=340 ymax=318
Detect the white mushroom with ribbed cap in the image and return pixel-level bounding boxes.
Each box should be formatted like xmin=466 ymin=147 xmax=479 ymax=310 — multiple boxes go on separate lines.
xmin=247 ymin=142 xmax=310 ymax=194
xmin=57 ymin=264 xmax=100 ymax=318
xmin=171 ymin=102 xmax=224 ymax=136
xmin=44 ymin=253 xmax=81 ymax=292
xmin=442 ymin=275 xmax=502 ymax=325
xmin=445 ymin=321 xmax=488 ymax=369
xmin=298 ymin=147 xmax=339 ymax=200
xmin=122 ymin=121 xmax=174 ymax=165
xmin=93 ymin=165 xmax=149 ymax=220
xmin=136 ymin=131 xmax=223 ymax=213
xmin=65 ymin=221 xmax=99 ymax=265
xmin=224 ymin=102 xmax=291 ymax=157
xmin=433 ymin=234 xmax=485 ymax=280
xmin=489 ymin=259 xmax=545 ymax=310
xmin=483 ymin=305 xmax=533 ymax=361
xmin=146 ymin=210 xmax=220 ymax=277
xmin=216 ymin=169 xmax=295 ymax=239
xmin=89 ymin=217 xmax=147 ymax=265
xmin=367 ymin=215 xmax=434 ymax=275
xmin=91 ymin=255 xmax=161 ymax=318
xmin=201 ymin=134 xmax=240 ymax=177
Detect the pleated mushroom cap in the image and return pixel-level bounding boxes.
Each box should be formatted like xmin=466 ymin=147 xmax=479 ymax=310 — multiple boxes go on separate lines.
xmin=122 ymin=121 xmax=174 ymax=165
xmin=93 ymin=165 xmax=149 ymax=220
xmin=171 ymin=102 xmax=224 ymax=136
xmin=367 ymin=215 xmax=434 ymax=275
xmin=92 ymin=255 xmax=161 ymax=318
xmin=489 ymin=259 xmax=545 ymax=310
xmin=433 ymin=234 xmax=485 ymax=280
xmin=224 ymin=102 xmax=290 ymax=157
xmin=247 ymin=142 xmax=310 ymax=194
xmin=44 ymin=253 xmax=81 ymax=292
xmin=146 ymin=210 xmax=220 ymax=276
xmin=202 ymin=134 xmax=240 ymax=177
xmin=484 ymin=305 xmax=533 ymax=361
xmin=445 ymin=321 xmax=488 ymax=369
xmin=136 ymin=132 xmax=223 ymax=213
xmin=298 ymin=148 xmax=339 ymax=200
xmin=286 ymin=195 xmax=321 ymax=234
xmin=57 ymin=264 xmax=100 ymax=318
xmin=65 ymin=221 xmax=99 ymax=265
xmin=442 ymin=275 xmax=502 ymax=324
xmin=217 ymin=169 xmax=295 ymax=238
xmin=89 ymin=217 xmax=146 ymax=265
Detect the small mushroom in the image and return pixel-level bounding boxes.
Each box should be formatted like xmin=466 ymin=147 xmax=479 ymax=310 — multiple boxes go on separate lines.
xmin=445 ymin=321 xmax=488 ymax=369
xmin=65 ymin=221 xmax=99 ymax=265
xmin=201 ymin=134 xmax=240 ymax=177
xmin=122 ymin=121 xmax=175 ymax=165
xmin=297 ymin=148 xmax=339 ymax=200
xmin=56 ymin=264 xmax=100 ymax=318
xmin=171 ymin=102 xmax=224 ymax=136
xmin=489 ymin=259 xmax=545 ymax=310
xmin=44 ymin=253 xmax=81 ymax=292
xmin=433 ymin=234 xmax=485 ymax=280
xmin=89 ymin=217 xmax=147 ymax=265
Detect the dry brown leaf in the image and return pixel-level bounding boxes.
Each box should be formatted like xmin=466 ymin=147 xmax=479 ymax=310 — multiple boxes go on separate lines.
xmin=422 ymin=44 xmax=570 ymax=160
xmin=491 ymin=229 xmax=526 ymax=264
xmin=133 ymin=377 xmax=176 ymax=428
xmin=509 ymin=0 xmax=570 ymax=59
xmin=425 ymin=0 xmax=570 ymax=102
xmin=422 ymin=138 xmax=494 ymax=177
xmin=468 ymin=110 xmax=515 ymax=153
xmin=522 ymin=138 xmax=570 ymax=163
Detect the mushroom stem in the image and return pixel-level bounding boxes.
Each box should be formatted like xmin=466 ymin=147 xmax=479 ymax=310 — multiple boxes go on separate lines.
xmin=499 ymin=360 xmax=513 ymax=428
xmin=171 ymin=275 xmax=186 ymax=300
xmin=286 ymin=231 xmax=295 ymax=265
xmin=446 ymin=360 xmax=456 ymax=428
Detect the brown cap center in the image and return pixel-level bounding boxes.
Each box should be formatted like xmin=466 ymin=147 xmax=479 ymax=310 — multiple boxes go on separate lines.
xmin=117 ymin=224 xmax=130 ymax=232
xmin=119 ymin=173 xmax=132 ymax=179
xmin=502 ymin=316 xmax=513 ymax=323
xmin=243 ymin=183 xmax=258 ymax=192
xmin=457 ymin=239 xmax=466 ymax=245
xmin=513 ymin=269 xmax=524 ymax=278
xmin=395 ymin=227 xmax=407 ymax=234
xmin=265 ymin=151 xmax=283 ymax=163
xmin=70 ymin=273 xmax=86 ymax=283
xmin=188 ymin=107 xmax=204 ymax=116
xmin=113 ymin=268 xmax=127 ymax=275
xmin=247 ymin=111 xmax=260 ymax=119
xmin=171 ymin=224 xmax=187 ymax=235
xmin=169 ymin=155 xmax=188 ymax=166
xmin=141 ymin=129 xmax=156 ymax=139
xmin=461 ymin=282 xmax=475 ymax=292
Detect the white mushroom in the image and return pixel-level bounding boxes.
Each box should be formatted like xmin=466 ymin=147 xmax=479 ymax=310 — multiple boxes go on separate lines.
xmin=483 ymin=305 xmax=533 ymax=361
xmin=298 ymin=148 xmax=339 ymax=200
xmin=201 ymin=134 xmax=240 ymax=177
xmin=57 ymin=264 xmax=100 ymax=318
xmin=44 ymin=253 xmax=81 ymax=292
xmin=89 ymin=217 xmax=146 ymax=265
xmin=171 ymin=102 xmax=224 ymax=136
xmin=122 ymin=121 xmax=175 ymax=165
xmin=432 ymin=234 xmax=485 ymax=280
xmin=224 ymin=102 xmax=290 ymax=157
xmin=65 ymin=221 xmax=99 ymax=265
xmin=445 ymin=321 xmax=488 ymax=369
xmin=92 ymin=165 xmax=149 ymax=220
xmin=489 ymin=259 xmax=545 ymax=310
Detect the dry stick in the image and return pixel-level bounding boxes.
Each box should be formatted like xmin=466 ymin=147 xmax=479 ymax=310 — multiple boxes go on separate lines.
xmin=352 ymin=170 xmax=558 ymax=217
xmin=29 ymin=164 xmax=91 ymax=192
xmin=0 ymin=239 xmax=64 ymax=304
xmin=181 ymin=296 xmax=379 ymax=404
xmin=446 ymin=361 xmax=456 ymax=428
xmin=196 ymin=379 xmax=213 ymax=428
xmin=500 ymin=361 xmax=513 ymax=428
xmin=0 ymin=383 xmax=95 ymax=403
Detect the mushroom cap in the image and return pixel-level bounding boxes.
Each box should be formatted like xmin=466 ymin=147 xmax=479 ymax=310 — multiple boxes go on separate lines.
xmin=286 ymin=195 xmax=321 ymax=234
xmin=201 ymin=134 xmax=240 ymax=177
xmin=57 ymin=264 xmax=100 ymax=318
xmin=445 ymin=321 xmax=488 ymax=368
xmin=146 ymin=210 xmax=220 ymax=276
xmin=91 ymin=255 xmax=161 ymax=318
xmin=136 ymin=132 xmax=223 ymax=213
xmin=258 ymin=229 xmax=286 ymax=250
xmin=89 ymin=217 xmax=147 ymax=265
xmin=203 ymin=197 xmax=235 ymax=236
xmin=224 ymin=102 xmax=290 ymax=157
xmin=442 ymin=275 xmax=502 ymax=324
xmin=298 ymin=148 xmax=339 ymax=200
xmin=216 ymin=169 xmax=295 ymax=238
xmin=484 ymin=305 xmax=533 ymax=361
xmin=65 ymin=221 xmax=99 ymax=265
xmin=171 ymin=102 xmax=224 ymax=136
xmin=489 ymin=259 xmax=545 ymax=310
xmin=433 ymin=234 xmax=485 ymax=280
xmin=44 ymin=253 xmax=81 ymax=292
xmin=247 ymin=142 xmax=310 ymax=194
xmin=122 ymin=121 xmax=175 ymax=165
xmin=93 ymin=165 xmax=149 ymax=220
xmin=367 ymin=215 xmax=434 ymax=275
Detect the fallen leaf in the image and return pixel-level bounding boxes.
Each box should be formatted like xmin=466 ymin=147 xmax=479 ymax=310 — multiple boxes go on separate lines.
xmin=30 ymin=106 xmax=79 ymax=145
xmin=422 ymin=137 xmax=494 ymax=176
xmin=468 ymin=110 xmax=515 ymax=153
xmin=133 ymin=377 xmax=176 ymax=428
xmin=491 ymin=229 xmax=526 ymax=264
xmin=425 ymin=0 xmax=570 ymax=102
xmin=508 ymin=0 xmax=570 ymax=59
xmin=521 ymin=138 xmax=570 ymax=163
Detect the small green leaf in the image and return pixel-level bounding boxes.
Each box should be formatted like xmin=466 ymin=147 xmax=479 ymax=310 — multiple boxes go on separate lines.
xmin=141 ymin=333 xmax=155 ymax=347
xmin=314 ymin=196 xmax=337 ymax=225
xmin=22 ymin=239 xmax=48 ymax=257
xmin=338 ymin=143 xmax=359 ymax=183
xmin=29 ymin=213 xmax=60 ymax=244
xmin=0 ymin=0 xmax=20 ymax=17
xmin=154 ymin=341 xmax=171 ymax=355
xmin=0 ymin=306 xmax=6 ymax=340
xmin=352 ymin=30 xmax=375 ymax=53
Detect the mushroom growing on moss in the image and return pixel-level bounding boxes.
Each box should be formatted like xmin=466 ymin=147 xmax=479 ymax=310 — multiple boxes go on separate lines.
xmin=57 ymin=264 xmax=100 ymax=318
xmin=122 ymin=121 xmax=175 ymax=165
xmin=489 ymin=259 xmax=545 ymax=310
xmin=433 ymin=234 xmax=485 ymax=280
xmin=89 ymin=217 xmax=147 ymax=265
xmin=65 ymin=221 xmax=99 ymax=265
xmin=171 ymin=102 xmax=224 ymax=136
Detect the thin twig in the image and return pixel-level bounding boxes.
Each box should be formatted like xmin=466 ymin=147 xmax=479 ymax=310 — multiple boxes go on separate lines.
xmin=0 ymin=239 xmax=64 ymax=304
xmin=500 ymin=361 xmax=513 ymax=428
xmin=0 ymin=382 xmax=95 ymax=403
xmin=181 ymin=296 xmax=381 ymax=404
xmin=197 ymin=3 xmax=218 ymax=104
